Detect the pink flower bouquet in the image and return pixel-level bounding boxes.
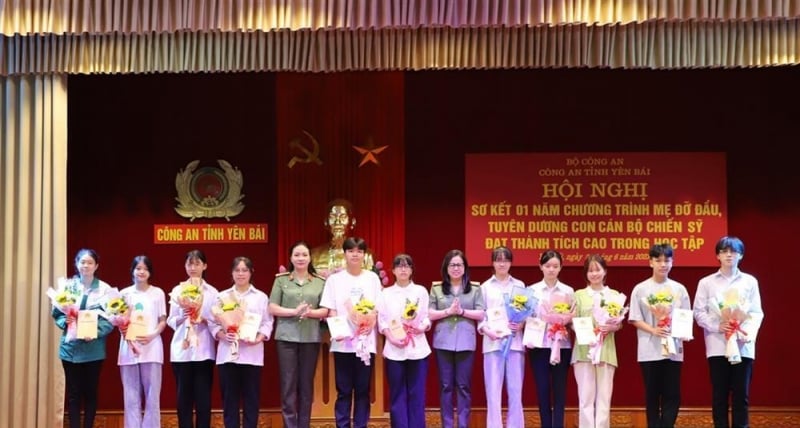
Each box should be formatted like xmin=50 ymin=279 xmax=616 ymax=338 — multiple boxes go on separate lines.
xmin=641 ymin=289 xmax=676 ymax=356
xmin=171 ymin=281 xmax=204 ymax=349
xmin=346 ymin=295 xmax=377 ymax=365
xmin=588 ymin=292 xmax=628 ymax=364
xmin=539 ymin=292 xmax=574 ymax=365
xmin=711 ymin=288 xmax=751 ymax=364
xmin=212 ymin=294 xmax=246 ymax=361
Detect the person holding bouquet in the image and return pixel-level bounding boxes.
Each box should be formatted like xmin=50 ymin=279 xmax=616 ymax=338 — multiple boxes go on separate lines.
xmin=477 ymin=246 xmax=530 ymax=428
xmin=377 ymin=254 xmax=431 ymax=428
xmin=117 ymin=255 xmax=167 ymax=428
xmin=571 ymin=254 xmax=624 ymax=428
xmin=52 ymin=249 xmax=114 ymax=428
xmin=167 ymin=249 xmax=218 ymax=428
xmin=269 ymin=241 xmax=328 ymax=428
xmin=526 ymin=250 xmax=575 ymax=428
xmin=428 ymin=249 xmax=484 ymax=428
xmin=693 ymin=236 xmax=764 ymax=428
xmin=629 ymin=243 xmax=692 ymax=428
xmin=320 ymin=237 xmax=382 ymax=428
xmin=211 ymin=256 xmax=274 ymax=428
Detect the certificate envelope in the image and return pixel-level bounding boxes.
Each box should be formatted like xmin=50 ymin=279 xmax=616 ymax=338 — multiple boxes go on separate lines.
xmin=522 ymin=317 xmax=546 ymax=348
xmin=327 ymin=315 xmax=354 ymax=340
xmin=77 ymin=310 xmax=98 ymax=339
xmin=486 ymin=307 xmax=511 ymax=337
xmin=388 ymin=319 xmax=407 ymax=341
xmin=238 ymin=312 xmax=262 ymax=341
xmin=125 ymin=311 xmax=149 ymax=340
xmin=572 ymin=316 xmax=596 ymax=345
xmin=670 ymin=308 xmax=694 ymax=340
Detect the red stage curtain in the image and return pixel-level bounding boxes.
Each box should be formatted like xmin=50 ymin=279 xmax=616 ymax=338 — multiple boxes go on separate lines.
xmin=275 ymin=72 xmax=406 ymax=270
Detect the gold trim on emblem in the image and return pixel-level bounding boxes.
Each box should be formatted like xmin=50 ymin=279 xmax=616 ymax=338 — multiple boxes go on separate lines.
xmin=174 ymin=160 xmax=245 ymax=221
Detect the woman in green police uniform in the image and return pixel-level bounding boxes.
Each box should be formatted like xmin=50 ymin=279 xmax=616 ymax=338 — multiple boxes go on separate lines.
xmin=269 ymin=241 xmax=328 ymax=428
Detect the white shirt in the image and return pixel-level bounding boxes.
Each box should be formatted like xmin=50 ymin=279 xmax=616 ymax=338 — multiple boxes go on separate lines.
xmin=479 ymin=275 xmax=528 ymax=353
xmin=211 ymin=285 xmax=274 ymax=365
xmin=694 ymin=270 xmax=763 ymax=359
xmin=528 ymin=280 xmax=575 ymax=349
xmin=378 ymin=282 xmax=432 ymax=361
xmin=320 ymin=269 xmax=381 ymax=354
xmin=118 ymin=284 xmax=167 ymax=365
xmin=167 ymin=281 xmax=218 ymax=362
xmin=628 ymin=277 xmax=691 ymax=362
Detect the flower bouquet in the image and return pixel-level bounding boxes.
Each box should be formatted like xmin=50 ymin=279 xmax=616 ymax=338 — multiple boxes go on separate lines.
xmin=711 ymin=288 xmax=751 ymax=364
xmin=642 ymin=289 xmax=676 ymax=356
xmin=105 ymin=288 xmax=143 ymax=355
xmin=538 ymin=292 xmax=574 ymax=364
xmin=501 ymin=290 xmax=537 ymax=359
xmin=211 ymin=293 xmax=245 ymax=361
xmin=171 ymin=281 xmax=204 ymax=349
xmin=400 ymin=297 xmax=421 ymax=347
xmin=347 ymin=295 xmax=377 ymax=365
xmin=47 ymin=277 xmax=82 ymax=342
xmin=588 ymin=292 xmax=628 ymax=364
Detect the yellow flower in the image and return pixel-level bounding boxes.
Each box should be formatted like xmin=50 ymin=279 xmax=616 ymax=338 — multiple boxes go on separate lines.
xmin=106 ymin=298 xmax=129 ymax=315
xmin=221 ymin=301 xmax=240 ymax=312
xmin=511 ymin=295 xmax=528 ymax=311
xmin=604 ymin=302 xmax=623 ymax=317
xmin=55 ymin=291 xmax=76 ymax=306
xmin=181 ymin=283 xmax=201 ymax=298
xmin=402 ymin=298 xmax=419 ymax=320
xmin=647 ymin=290 xmax=674 ymax=305
xmin=353 ymin=296 xmax=375 ymax=315
xmin=552 ymin=302 xmax=571 ymax=313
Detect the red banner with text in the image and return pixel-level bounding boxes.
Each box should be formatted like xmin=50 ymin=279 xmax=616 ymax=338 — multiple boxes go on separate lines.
xmin=465 ymin=153 xmax=726 ymax=267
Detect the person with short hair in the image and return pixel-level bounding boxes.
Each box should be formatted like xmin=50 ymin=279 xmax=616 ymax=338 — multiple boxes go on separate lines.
xmin=377 ymin=253 xmax=431 ymax=428
xmin=629 ymin=243 xmax=691 ymax=428
xmin=694 ymin=236 xmax=764 ymax=428
xmin=320 ymin=237 xmax=382 ymax=428
xmin=428 ymin=249 xmax=484 ymax=428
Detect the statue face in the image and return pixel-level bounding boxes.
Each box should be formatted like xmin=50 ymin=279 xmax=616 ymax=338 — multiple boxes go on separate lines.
xmin=327 ymin=204 xmax=351 ymax=236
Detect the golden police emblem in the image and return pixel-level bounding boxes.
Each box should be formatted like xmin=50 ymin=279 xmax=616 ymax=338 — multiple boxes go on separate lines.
xmin=174 ymin=160 xmax=245 ymax=221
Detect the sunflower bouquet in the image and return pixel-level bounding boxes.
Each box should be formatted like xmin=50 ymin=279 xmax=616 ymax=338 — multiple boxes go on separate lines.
xmin=642 ymin=289 xmax=677 ymax=356
xmin=347 ymin=295 xmax=377 ymax=365
xmin=588 ymin=292 xmax=628 ymax=364
xmin=710 ymin=288 xmax=751 ymax=364
xmin=171 ymin=281 xmax=205 ymax=349
xmin=105 ymin=288 xmax=142 ymax=355
xmin=47 ymin=277 xmax=82 ymax=342
xmin=538 ymin=292 xmax=575 ymax=364
xmin=399 ymin=297 xmax=421 ymax=347
xmin=211 ymin=293 xmax=245 ymax=361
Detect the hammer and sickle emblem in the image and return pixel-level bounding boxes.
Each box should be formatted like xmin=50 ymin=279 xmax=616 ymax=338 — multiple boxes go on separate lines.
xmin=288 ymin=130 xmax=323 ymax=168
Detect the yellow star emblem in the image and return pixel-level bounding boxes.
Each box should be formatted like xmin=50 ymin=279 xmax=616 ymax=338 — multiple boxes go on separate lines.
xmin=352 ymin=144 xmax=389 ymax=167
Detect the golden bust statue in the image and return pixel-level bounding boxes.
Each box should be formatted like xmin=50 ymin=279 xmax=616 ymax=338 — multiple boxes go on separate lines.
xmin=310 ymin=199 xmax=374 ymax=273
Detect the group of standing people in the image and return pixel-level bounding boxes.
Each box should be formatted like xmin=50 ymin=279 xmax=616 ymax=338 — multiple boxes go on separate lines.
xmin=52 ymin=234 xmax=763 ymax=428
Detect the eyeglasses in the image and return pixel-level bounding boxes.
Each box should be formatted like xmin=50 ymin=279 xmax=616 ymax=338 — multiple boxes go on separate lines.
xmin=448 ymin=263 xmax=464 ymax=268
xmin=395 ymin=264 xmax=412 ymax=269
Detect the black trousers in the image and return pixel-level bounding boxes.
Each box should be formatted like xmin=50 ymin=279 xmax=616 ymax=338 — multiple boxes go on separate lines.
xmin=172 ymin=360 xmax=215 ymax=428
xmin=62 ymin=359 xmax=103 ymax=428
xmin=640 ymin=359 xmax=682 ymax=428
xmin=218 ymin=362 xmax=262 ymax=428
xmin=333 ymin=352 xmax=374 ymax=428
xmin=708 ymin=356 xmax=753 ymax=428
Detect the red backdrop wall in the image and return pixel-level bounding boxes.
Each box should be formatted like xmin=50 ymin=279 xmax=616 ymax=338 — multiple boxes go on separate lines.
xmin=67 ymin=67 xmax=798 ymax=411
